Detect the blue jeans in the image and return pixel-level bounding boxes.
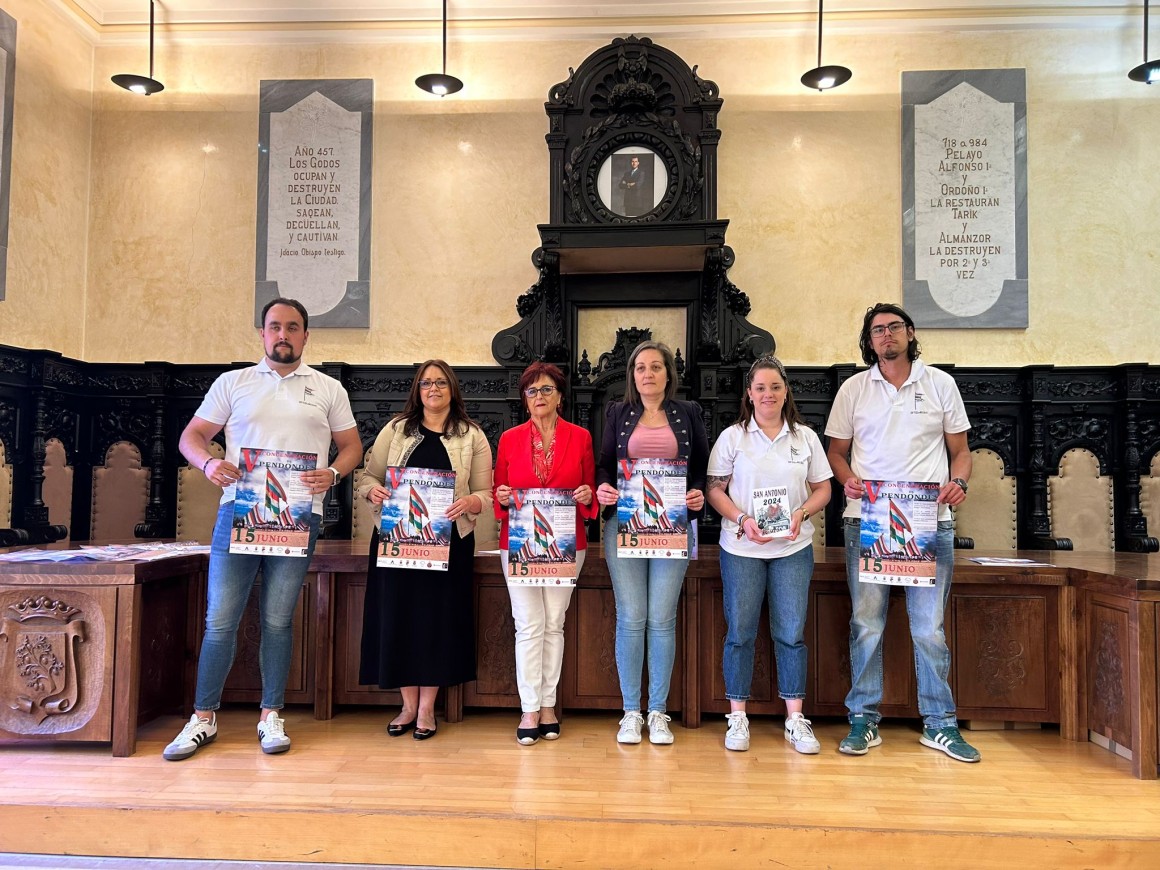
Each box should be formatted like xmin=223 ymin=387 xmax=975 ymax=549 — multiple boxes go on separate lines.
xmin=720 ymin=545 xmax=813 ymax=701
xmin=194 ymin=502 xmax=321 ymax=711
xmin=603 ymin=518 xmax=689 ymax=713
xmin=844 ymin=518 xmax=957 ymax=729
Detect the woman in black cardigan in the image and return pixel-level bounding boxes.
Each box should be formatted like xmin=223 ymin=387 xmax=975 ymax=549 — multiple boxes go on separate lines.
xmin=594 ymin=341 xmax=709 ymax=746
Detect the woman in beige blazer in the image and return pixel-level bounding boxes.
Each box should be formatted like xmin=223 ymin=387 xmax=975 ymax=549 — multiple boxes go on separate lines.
xmin=356 ymin=359 xmax=493 ymax=739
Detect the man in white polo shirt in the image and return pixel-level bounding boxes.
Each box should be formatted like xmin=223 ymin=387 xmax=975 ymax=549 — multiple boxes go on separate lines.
xmin=163 ymin=297 xmax=362 ymax=761
xmin=825 ymin=302 xmax=979 ymax=763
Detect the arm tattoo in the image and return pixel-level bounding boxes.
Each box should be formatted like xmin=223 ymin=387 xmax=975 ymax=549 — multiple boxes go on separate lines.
xmin=707 ymin=474 xmax=731 ymax=492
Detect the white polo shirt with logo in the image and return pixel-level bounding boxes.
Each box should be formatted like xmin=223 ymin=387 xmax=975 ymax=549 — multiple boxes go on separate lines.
xmin=824 ymin=360 xmax=970 ymax=522
xmin=709 ymin=418 xmax=833 ymax=558
xmin=195 ymin=357 xmax=357 ymax=513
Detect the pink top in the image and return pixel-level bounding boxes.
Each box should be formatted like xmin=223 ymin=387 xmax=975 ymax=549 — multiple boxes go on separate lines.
xmin=627 ymin=422 xmax=678 ymax=459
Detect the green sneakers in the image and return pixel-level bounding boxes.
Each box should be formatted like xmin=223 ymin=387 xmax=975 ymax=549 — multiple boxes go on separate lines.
xmin=920 ymin=726 xmax=981 ymax=763
xmin=838 ymin=714 xmax=881 ymax=755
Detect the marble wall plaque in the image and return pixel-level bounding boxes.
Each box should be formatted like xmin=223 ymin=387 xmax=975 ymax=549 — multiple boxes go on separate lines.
xmin=0 ymin=10 xmax=16 ymax=302
xmin=255 ymin=79 xmax=373 ymax=328
xmin=902 ymin=70 xmax=1028 ymax=328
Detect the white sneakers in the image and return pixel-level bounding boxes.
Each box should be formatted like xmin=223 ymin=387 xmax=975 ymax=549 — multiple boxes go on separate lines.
xmin=784 ymin=712 xmax=821 ymax=754
xmin=258 ymin=710 xmax=292 ymax=754
xmin=162 ymin=711 xmax=292 ymax=760
xmin=724 ymin=711 xmax=750 ymax=751
xmin=617 ymin=711 xmax=645 ymax=744
xmin=646 ymin=711 xmax=674 ymax=745
xmin=721 ymin=711 xmax=820 ymax=754
xmin=617 ymin=710 xmax=675 ymax=745
xmin=163 ymin=713 xmax=218 ymax=761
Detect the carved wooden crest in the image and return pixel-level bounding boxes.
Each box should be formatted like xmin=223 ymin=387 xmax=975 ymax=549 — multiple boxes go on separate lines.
xmin=1 ymin=595 xmax=86 ymax=724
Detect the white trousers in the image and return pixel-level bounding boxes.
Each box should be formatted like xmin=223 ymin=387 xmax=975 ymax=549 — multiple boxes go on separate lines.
xmin=500 ymin=550 xmax=584 ymax=712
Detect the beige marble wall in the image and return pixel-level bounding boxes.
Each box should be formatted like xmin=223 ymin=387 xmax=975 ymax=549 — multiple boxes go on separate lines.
xmin=0 ymin=0 xmax=92 ymax=357
xmin=68 ymin=26 xmax=1160 ymax=367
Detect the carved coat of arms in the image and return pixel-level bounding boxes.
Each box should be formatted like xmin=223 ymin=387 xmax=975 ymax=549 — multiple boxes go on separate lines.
xmin=1 ymin=595 xmax=86 ymax=724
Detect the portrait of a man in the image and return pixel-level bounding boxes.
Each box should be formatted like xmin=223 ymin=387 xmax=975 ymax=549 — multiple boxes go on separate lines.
xmin=613 ymin=152 xmax=655 ymax=216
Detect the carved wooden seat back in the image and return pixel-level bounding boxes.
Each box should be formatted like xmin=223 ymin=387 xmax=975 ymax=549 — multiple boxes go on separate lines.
xmin=352 ymin=448 xmax=377 ymax=542
xmin=1048 ymin=447 xmax=1114 ymax=551
xmin=176 ymin=441 xmax=225 ymax=541
xmin=474 ymin=499 xmax=499 ymax=551
xmin=1142 ymin=452 xmax=1160 ymax=546
xmin=42 ymin=438 xmax=73 ymax=542
xmin=0 ymin=441 xmax=10 ymax=528
xmin=953 ymin=448 xmax=1016 ymax=550
xmin=90 ymin=440 xmax=149 ymax=542
xmin=811 ymin=516 xmax=826 ymax=548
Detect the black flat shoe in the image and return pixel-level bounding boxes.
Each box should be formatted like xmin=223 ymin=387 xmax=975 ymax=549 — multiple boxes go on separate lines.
xmin=413 ymin=724 xmax=438 ymax=740
xmin=516 ymin=726 xmax=540 ymax=745
xmin=387 ymin=719 xmax=416 ymax=737
xmin=538 ymin=722 xmax=561 ymax=740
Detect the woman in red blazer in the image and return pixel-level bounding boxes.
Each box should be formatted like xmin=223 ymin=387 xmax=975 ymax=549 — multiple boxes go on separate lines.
xmin=493 ymin=362 xmax=597 ymax=745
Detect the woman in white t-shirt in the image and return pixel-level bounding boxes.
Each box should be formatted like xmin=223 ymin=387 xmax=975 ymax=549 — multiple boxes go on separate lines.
xmin=706 ymin=356 xmax=832 ymax=754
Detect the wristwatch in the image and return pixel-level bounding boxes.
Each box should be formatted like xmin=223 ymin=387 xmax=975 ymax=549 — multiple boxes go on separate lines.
xmin=799 ymin=508 xmax=811 ymax=523
xmin=328 ymin=467 xmax=341 ymax=487
xmin=952 ymin=477 xmax=968 ymax=493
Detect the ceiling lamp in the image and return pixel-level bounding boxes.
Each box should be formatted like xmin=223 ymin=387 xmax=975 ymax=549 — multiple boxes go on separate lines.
xmin=800 ymin=0 xmax=852 ymax=92
xmin=111 ymin=0 xmax=164 ymax=96
xmin=416 ymin=0 xmax=463 ymax=96
xmin=1129 ymin=0 xmax=1160 ymax=84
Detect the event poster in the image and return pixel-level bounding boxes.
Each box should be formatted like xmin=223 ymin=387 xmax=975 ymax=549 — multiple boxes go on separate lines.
xmin=229 ymin=447 xmax=316 ymax=556
xmin=752 ymin=485 xmax=792 ymax=538
xmin=507 ymin=488 xmax=578 ymax=584
xmin=376 ymin=466 xmax=455 ymax=571
xmin=616 ymin=458 xmax=688 ymax=559
xmin=858 ymin=480 xmax=939 ymax=586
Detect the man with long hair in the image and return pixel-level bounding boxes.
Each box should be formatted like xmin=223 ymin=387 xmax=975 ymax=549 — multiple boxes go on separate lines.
xmin=825 ymin=303 xmax=979 ymax=763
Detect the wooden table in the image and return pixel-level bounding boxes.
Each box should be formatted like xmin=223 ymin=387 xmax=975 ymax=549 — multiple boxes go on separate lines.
xmin=4 ymin=541 xmax=1158 ymax=777
xmin=0 ymin=554 xmax=204 ymax=756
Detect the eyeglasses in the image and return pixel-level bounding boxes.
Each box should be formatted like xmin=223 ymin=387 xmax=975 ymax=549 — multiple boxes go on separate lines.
xmin=869 ymin=321 xmax=908 ymax=338
xmin=523 ymin=385 xmax=558 ymax=398
xmin=418 ymin=378 xmax=450 ymax=390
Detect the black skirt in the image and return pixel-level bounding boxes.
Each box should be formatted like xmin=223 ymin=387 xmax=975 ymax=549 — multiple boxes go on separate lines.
xmin=358 ymin=427 xmax=477 ymax=689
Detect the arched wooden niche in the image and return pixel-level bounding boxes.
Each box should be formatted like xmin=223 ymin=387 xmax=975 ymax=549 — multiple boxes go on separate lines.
xmin=492 ymin=35 xmax=774 ymax=419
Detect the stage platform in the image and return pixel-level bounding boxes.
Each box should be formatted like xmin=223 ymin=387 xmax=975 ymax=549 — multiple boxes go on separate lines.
xmin=2 ymin=709 xmax=1159 ymax=868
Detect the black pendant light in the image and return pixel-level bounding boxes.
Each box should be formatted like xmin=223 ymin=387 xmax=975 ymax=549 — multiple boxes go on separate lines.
xmin=1129 ymin=0 xmax=1160 ymax=83
xmin=416 ymin=0 xmax=463 ymax=96
xmin=800 ymin=0 xmax=852 ymax=92
xmin=111 ymin=0 xmax=164 ymax=96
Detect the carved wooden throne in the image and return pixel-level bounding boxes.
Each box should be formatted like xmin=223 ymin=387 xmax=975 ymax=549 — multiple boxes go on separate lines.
xmin=490 ymin=35 xmax=774 ymax=464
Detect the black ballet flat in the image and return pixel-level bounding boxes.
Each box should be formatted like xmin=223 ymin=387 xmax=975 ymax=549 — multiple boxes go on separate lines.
xmin=413 ymin=724 xmax=438 ymax=741
xmin=387 ymin=719 xmax=416 ymax=737
xmin=516 ymin=726 xmax=540 ymax=745
xmin=538 ymin=722 xmax=561 ymax=740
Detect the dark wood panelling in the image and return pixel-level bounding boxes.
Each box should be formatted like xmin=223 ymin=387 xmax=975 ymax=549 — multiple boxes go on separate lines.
xmin=1085 ymin=594 xmax=1133 ymax=746
xmin=332 ymin=575 xmax=401 ymax=707
xmin=216 ymin=577 xmax=312 ymax=705
xmin=136 ymin=572 xmax=194 ymax=723
xmin=951 ymin=587 xmax=1058 ymax=721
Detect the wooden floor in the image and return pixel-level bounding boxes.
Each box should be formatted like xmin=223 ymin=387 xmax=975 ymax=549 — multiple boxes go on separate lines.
xmin=2 ymin=708 xmax=1159 ymax=868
